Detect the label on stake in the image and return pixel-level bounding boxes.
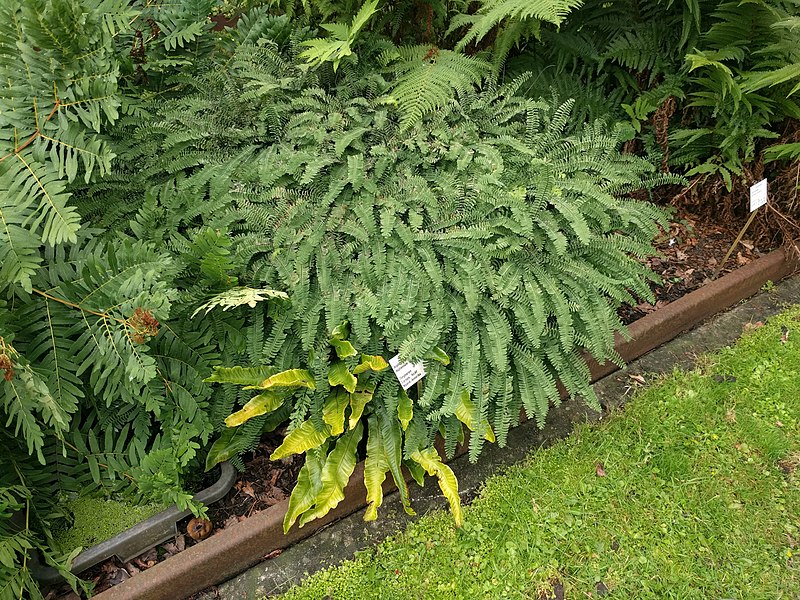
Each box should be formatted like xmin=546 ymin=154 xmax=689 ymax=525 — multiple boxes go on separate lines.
xmin=750 ymin=179 xmax=768 ymax=212
xmin=389 ymin=355 xmax=426 ymax=390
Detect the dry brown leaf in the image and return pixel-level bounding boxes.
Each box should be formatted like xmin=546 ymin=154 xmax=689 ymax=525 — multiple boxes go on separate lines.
xmin=237 ymin=480 xmax=256 ymax=498
xmin=628 ymin=374 xmax=646 ymax=385
xmin=595 ymin=462 xmax=607 ymax=477
xmin=744 ymin=321 xmax=765 ymax=332
xmin=223 ymin=515 xmax=240 ymax=529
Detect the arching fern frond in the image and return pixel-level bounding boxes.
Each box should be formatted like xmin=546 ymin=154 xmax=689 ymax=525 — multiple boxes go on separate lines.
xmin=384 ymin=45 xmax=490 ymax=130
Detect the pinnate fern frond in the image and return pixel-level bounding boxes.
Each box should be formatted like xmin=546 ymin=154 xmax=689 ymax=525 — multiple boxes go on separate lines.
xmin=454 ymin=0 xmax=585 ymax=51
xmin=385 ymin=46 xmax=490 ymax=130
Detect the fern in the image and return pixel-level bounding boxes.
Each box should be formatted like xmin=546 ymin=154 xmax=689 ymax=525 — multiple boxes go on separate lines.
xmin=454 ymin=0 xmax=585 ymax=51
xmin=0 ymin=0 xmax=129 ymax=291
xmin=384 ymin=45 xmax=490 ymax=130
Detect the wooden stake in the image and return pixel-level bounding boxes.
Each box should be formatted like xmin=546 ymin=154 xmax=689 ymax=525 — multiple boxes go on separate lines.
xmin=712 ymin=208 xmax=760 ymax=280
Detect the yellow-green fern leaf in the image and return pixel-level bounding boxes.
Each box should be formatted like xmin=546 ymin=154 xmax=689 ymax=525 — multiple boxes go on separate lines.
xmin=410 ymin=447 xmax=463 ymax=527
xmin=363 ymin=414 xmax=389 ymax=521
xmin=454 ymin=390 xmax=496 ymax=443
xmin=271 ymin=420 xmax=331 ymax=460
xmin=245 ymin=368 xmax=316 ymax=391
xmin=348 ymin=384 xmax=374 ymax=430
xmin=323 ymin=388 xmax=350 ymax=436
xmin=299 ymin=421 xmax=364 ymax=525
xmin=224 ymin=392 xmax=285 ymax=427
xmin=328 ymin=361 xmax=357 ymax=393
xmin=352 ymin=354 xmax=389 ymax=375
xmin=283 ymin=444 xmax=327 ymax=533
xmin=205 ymin=365 xmax=278 ymax=386
xmin=397 ymin=390 xmax=413 ymax=431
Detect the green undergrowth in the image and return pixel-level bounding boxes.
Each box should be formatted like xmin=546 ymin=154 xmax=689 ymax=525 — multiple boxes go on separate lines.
xmin=281 ymin=305 xmax=800 ymax=599
xmin=53 ymin=497 xmax=165 ymax=551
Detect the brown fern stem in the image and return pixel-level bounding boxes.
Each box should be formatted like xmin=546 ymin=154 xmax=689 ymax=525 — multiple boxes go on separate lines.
xmin=0 ymin=98 xmax=60 ymax=164
xmin=30 ymin=287 xmax=125 ymax=323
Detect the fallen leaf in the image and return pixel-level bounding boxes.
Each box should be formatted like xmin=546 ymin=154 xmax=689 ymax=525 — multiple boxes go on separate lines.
xmin=270 ymin=469 xmax=281 ymax=486
xmin=223 ymin=515 xmax=239 ymax=529
xmin=595 ymin=462 xmax=607 ymax=477
xmin=628 ymin=374 xmax=646 ymax=385
xmin=676 ymin=249 xmax=688 ymax=260
xmin=744 ymin=321 xmax=764 ymax=332
xmin=736 ymin=252 xmax=751 ymax=265
xmin=725 ymin=409 xmax=737 ymax=423
xmin=262 ymin=549 xmax=283 ymax=560
xmin=596 ymin=581 xmax=610 ymax=596
xmin=235 ymin=480 xmax=256 ymax=498
xmin=741 ymin=240 xmax=754 ymax=250
xmin=175 ymin=534 xmax=186 ymax=551
xmin=124 ymin=562 xmax=141 ymax=576
xmin=133 ymin=548 xmax=157 ymax=569
xmin=781 ymin=325 xmax=790 ymax=344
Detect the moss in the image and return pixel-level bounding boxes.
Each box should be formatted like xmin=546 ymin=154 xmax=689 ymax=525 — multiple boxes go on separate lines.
xmin=53 ymin=497 xmax=166 ymax=552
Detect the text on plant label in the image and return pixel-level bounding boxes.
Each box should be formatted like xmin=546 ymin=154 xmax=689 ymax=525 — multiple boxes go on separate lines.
xmin=750 ymin=179 xmax=768 ymax=212
xmin=389 ymin=355 xmax=426 ymax=390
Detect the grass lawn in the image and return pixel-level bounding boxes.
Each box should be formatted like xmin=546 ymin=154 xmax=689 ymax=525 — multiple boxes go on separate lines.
xmin=280 ymin=306 xmax=800 ymax=600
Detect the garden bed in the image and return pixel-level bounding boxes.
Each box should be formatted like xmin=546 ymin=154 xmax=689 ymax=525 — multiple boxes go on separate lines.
xmin=59 ymin=209 xmax=772 ymax=596
xmin=46 ymin=218 xmax=796 ymax=600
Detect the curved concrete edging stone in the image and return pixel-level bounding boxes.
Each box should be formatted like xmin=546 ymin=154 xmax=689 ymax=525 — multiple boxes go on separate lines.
xmin=94 ymin=246 xmax=799 ymax=600
xmin=33 ymin=463 xmax=237 ymax=586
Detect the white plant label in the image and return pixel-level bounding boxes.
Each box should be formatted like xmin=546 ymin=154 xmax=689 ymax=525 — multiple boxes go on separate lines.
xmin=750 ymin=179 xmax=768 ymax=212
xmin=389 ymin=355 xmax=426 ymax=390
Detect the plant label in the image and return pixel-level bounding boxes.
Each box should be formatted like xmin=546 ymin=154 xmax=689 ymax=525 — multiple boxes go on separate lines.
xmin=750 ymin=179 xmax=768 ymax=212
xmin=389 ymin=355 xmax=426 ymax=390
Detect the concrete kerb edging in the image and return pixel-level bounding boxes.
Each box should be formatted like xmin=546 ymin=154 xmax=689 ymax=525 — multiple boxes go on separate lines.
xmin=93 ymin=245 xmax=798 ymax=600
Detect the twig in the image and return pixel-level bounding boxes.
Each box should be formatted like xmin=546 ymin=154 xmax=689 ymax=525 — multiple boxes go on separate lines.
xmin=712 ymin=208 xmax=760 ymax=280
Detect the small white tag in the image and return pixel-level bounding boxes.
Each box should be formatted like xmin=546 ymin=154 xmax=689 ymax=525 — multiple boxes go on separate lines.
xmin=750 ymin=179 xmax=768 ymax=212
xmin=389 ymin=355 xmax=426 ymax=390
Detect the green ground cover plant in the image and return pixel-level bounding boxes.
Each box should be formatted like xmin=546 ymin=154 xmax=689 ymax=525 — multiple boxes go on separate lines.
xmin=282 ymin=306 xmax=800 ymax=599
xmin=52 ymin=498 xmax=166 ymax=551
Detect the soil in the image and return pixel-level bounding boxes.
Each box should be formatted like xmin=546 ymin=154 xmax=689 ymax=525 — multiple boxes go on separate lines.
xmin=617 ymin=210 xmax=765 ymax=324
xmin=49 ymin=208 xmax=770 ymax=599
